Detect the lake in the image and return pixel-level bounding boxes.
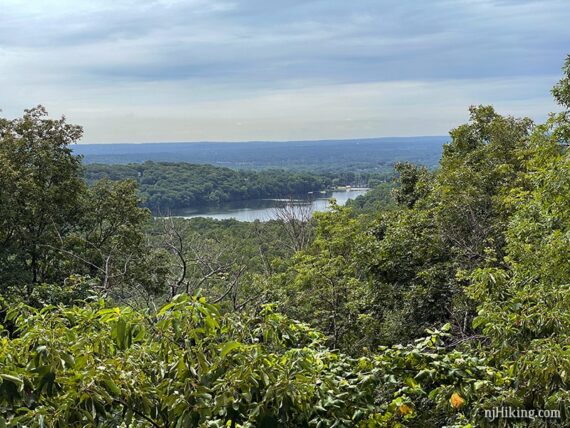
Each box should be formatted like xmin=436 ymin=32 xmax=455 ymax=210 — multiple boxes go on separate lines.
xmin=168 ymin=189 xmax=368 ymax=222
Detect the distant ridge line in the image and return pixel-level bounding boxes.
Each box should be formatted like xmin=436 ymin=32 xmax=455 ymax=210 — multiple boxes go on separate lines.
xmin=76 ymin=136 xmax=448 ymax=146
xmin=73 ymin=136 xmax=447 ymax=168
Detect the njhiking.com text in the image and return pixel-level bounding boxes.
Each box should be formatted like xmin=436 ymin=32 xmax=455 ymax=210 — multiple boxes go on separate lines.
xmin=485 ymin=407 xmax=561 ymax=422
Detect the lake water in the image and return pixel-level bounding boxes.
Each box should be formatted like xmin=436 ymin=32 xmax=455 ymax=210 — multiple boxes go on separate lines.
xmin=169 ymin=189 xmax=368 ymax=222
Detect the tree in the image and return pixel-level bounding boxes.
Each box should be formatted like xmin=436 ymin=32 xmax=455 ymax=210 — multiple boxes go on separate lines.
xmin=436 ymin=105 xmax=533 ymax=267
xmin=271 ymin=197 xmax=315 ymax=252
xmin=271 ymin=204 xmax=378 ymax=351
xmin=469 ymin=96 xmax=570 ymax=412
xmin=552 ymin=54 xmax=570 ymax=109
xmin=391 ymin=162 xmax=430 ymax=209
xmin=367 ymin=106 xmax=533 ymax=343
xmin=269 ymin=106 xmax=534 ymax=350
xmin=63 ymin=179 xmax=170 ymax=300
xmin=0 ymin=106 xmax=84 ymax=292
xmin=0 ymin=108 xmax=170 ymax=303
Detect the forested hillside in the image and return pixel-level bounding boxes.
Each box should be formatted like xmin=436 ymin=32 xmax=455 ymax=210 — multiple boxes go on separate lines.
xmin=0 ymin=55 xmax=569 ymax=427
xmin=84 ymin=163 xmax=385 ymax=211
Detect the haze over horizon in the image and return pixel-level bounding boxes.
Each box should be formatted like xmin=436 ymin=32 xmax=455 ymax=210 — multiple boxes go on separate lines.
xmin=2 ymin=0 xmax=569 ymax=143
xmin=75 ymin=135 xmax=448 ymax=145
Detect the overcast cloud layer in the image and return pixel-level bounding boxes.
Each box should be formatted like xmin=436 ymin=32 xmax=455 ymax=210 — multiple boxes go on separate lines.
xmin=1 ymin=0 xmax=569 ymax=143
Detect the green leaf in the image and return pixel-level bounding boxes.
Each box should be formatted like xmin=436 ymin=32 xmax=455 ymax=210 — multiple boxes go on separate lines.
xmin=0 ymin=373 xmax=23 ymax=387
xmin=221 ymin=341 xmax=242 ymax=358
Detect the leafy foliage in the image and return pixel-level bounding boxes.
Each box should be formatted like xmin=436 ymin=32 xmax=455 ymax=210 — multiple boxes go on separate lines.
xmin=0 ymin=296 xmax=509 ymax=428
xmin=84 ymin=162 xmax=367 ymax=211
xmin=0 ymin=296 xmax=373 ymax=427
xmin=0 ymin=108 xmax=168 ymax=300
xmin=0 ymin=106 xmax=85 ymax=288
xmin=2 ymin=55 xmax=570 ymax=427
xmin=273 ymin=104 xmax=534 ymax=349
xmin=346 ymin=182 xmax=396 ymax=213
xmin=469 ymin=111 xmax=570 ymax=413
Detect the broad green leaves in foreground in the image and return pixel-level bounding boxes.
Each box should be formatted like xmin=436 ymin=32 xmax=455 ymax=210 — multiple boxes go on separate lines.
xmin=1 ymin=296 xmax=498 ymax=427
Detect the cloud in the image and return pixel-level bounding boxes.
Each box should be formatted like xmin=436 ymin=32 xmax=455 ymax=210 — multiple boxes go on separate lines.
xmin=4 ymin=75 xmax=553 ymax=143
xmin=0 ymin=0 xmax=568 ymax=141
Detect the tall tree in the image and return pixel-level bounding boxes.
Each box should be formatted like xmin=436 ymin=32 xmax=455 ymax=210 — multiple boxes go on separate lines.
xmin=0 ymin=106 xmax=84 ymax=291
xmin=469 ymin=55 xmax=570 ymax=410
xmin=63 ymin=179 xmax=169 ymax=300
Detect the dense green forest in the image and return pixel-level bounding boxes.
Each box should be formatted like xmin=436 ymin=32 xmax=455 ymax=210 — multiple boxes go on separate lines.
xmin=84 ymin=163 xmax=387 ymax=211
xmin=346 ymin=181 xmax=396 ymax=213
xmin=0 ymin=56 xmax=569 ymax=427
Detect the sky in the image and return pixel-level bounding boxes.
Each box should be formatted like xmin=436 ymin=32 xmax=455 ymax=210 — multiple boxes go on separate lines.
xmin=1 ymin=0 xmax=569 ymax=143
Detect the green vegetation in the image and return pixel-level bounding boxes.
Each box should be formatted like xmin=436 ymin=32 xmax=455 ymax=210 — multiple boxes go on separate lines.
xmin=86 ymin=163 xmax=328 ymax=210
xmin=84 ymin=162 xmax=388 ymax=211
xmin=346 ymin=181 xmax=396 ymax=213
xmin=1 ymin=55 xmax=570 ymax=427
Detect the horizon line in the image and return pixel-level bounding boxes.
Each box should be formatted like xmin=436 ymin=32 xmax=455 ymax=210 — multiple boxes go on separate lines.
xmin=76 ymin=135 xmax=450 ymax=145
